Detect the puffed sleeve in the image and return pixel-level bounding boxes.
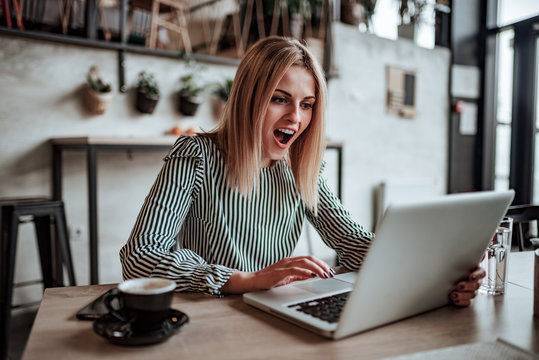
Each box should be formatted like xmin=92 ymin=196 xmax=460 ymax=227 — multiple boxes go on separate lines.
xmin=119 ymin=136 xmax=235 ymax=296
xmin=306 ymin=168 xmax=374 ymax=271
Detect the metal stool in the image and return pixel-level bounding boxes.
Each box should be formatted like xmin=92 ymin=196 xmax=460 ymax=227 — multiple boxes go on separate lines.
xmin=0 ymin=198 xmax=76 ymax=360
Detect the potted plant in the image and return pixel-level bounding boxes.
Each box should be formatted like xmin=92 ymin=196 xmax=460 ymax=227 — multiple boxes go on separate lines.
xmin=84 ymin=66 xmax=113 ymax=115
xmin=397 ymin=0 xmax=427 ymax=40
xmin=211 ymin=78 xmax=233 ymax=119
xmin=178 ymin=56 xmax=207 ymax=116
xmin=341 ymin=0 xmax=377 ymax=31
xmin=135 ymin=71 xmax=160 ymax=114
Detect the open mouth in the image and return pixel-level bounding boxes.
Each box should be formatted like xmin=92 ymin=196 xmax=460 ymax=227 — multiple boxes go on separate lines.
xmin=273 ymin=128 xmax=296 ymax=145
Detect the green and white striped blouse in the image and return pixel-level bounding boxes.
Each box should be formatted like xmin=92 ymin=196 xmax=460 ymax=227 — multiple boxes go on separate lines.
xmin=120 ymin=135 xmax=374 ymax=296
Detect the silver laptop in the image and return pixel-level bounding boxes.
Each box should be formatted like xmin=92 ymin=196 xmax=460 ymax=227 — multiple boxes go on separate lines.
xmin=243 ymin=190 xmax=515 ymax=339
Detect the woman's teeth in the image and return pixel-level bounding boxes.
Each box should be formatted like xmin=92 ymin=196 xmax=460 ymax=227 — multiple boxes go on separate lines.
xmin=274 ymin=129 xmax=295 ymax=144
xmin=278 ymin=129 xmax=294 ymax=135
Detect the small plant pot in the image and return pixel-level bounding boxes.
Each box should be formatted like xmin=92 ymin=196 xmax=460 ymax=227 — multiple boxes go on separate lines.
xmin=136 ymin=88 xmax=160 ymax=114
xmin=340 ymin=1 xmax=365 ymax=26
xmin=398 ymin=23 xmax=418 ymax=41
xmin=84 ymin=83 xmax=113 ymax=115
xmin=179 ymin=93 xmax=201 ymax=116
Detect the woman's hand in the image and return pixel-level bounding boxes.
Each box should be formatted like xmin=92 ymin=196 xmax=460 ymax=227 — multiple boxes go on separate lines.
xmin=220 ymin=256 xmax=335 ymax=294
xmin=449 ymin=266 xmax=486 ymax=306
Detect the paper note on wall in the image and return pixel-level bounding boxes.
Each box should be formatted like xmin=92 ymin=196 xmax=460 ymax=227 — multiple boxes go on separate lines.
xmin=459 ymin=102 xmax=477 ymax=135
xmin=451 ymin=65 xmax=480 ymax=99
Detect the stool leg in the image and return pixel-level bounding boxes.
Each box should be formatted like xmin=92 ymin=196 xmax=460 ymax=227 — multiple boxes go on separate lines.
xmin=1 ymin=207 xmax=19 ymax=360
xmin=53 ymin=206 xmax=76 ymax=286
xmin=518 ymin=224 xmax=524 ymax=251
xmin=2 ymin=0 xmax=12 ymax=28
xmin=34 ymin=215 xmax=54 ymax=288
xmin=147 ymin=0 xmax=159 ymax=48
xmin=52 ymin=220 xmax=65 ymax=287
xmin=12 ymin=0 xmax=24 ymax=30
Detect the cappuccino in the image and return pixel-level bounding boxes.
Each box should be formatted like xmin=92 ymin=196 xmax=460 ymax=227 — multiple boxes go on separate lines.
xmin=119 ymin=278 xmax=176 ymax=295
xmin=105 ymin=278 xmax=176 ymax=331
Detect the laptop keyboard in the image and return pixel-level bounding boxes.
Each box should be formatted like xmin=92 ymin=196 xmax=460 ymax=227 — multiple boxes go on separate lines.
xmin=287 ymin=292 xmax=350 ymax=324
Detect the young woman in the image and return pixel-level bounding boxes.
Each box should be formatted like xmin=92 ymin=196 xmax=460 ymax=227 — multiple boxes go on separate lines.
xmin=120 ymin=36 xmax=483 ymax=306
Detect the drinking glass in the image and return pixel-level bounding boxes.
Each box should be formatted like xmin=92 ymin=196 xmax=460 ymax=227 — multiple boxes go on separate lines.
xmin=479 ymin=217 xmax=513 ymax=295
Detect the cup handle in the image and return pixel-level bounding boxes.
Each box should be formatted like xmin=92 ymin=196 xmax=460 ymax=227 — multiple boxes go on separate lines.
xmin=103 ymin=289 xmax=127 ymax=322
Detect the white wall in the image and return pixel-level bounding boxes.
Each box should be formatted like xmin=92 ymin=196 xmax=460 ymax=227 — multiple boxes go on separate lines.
xmin=326 ymin=24 xmax=450 ymax=228
xmin=0 ymin=35 xmax=236 ymax=305
xmin=0 ymin=22 xmax=450 ymax=305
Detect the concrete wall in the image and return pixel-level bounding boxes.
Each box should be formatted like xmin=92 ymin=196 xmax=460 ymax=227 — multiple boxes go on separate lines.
xmin=0 ymin=22 xmax=450 ymax=305
xmin=327 ymin=24 xmax=450 ymax=227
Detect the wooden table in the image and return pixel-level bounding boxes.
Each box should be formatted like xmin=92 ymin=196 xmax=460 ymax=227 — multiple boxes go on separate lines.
xmin=22 ymin=252 xmax=538 ymax=359
xmin=51 ymin=136 xmax=344 ymax=284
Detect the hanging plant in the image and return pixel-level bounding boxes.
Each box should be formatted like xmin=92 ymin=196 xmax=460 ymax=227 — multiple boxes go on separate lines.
xmin=84 ymin=66 xmax=113 ymax=115
xmin=178 ymin=55 xmax=208 ymax=116
xmin=135 ymin=71 xmax=160 ymax=114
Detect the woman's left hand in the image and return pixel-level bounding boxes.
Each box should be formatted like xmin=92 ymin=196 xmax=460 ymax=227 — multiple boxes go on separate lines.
xmin=449 ymin=266 xmax=485 ymax=307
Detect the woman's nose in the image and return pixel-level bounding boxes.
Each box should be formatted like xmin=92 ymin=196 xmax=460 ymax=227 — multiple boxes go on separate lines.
xmin=286 ymin=104 xmax=301 ymax=123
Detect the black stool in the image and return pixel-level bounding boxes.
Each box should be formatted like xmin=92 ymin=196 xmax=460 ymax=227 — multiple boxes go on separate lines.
xmin=0 ymin=198 xmax=76 ymax=360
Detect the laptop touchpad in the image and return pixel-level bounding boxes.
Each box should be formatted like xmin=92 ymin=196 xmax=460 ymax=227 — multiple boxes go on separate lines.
xmin=293 ymin=278 xmax=353 ymax=295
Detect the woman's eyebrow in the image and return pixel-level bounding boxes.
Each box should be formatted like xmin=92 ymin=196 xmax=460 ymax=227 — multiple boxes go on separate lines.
xmin=274 ymin=89 xmax=292 ymax=97
xmin=275 ymin=89 xmax=315 ymax=100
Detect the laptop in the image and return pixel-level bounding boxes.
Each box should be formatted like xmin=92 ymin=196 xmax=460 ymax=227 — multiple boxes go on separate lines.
xmin=243 ymin=190 xmax=515 ymax=339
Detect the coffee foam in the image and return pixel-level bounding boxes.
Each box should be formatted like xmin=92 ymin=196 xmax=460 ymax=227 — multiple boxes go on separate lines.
xmin=119 ymin=278 xmax=176 ymax=295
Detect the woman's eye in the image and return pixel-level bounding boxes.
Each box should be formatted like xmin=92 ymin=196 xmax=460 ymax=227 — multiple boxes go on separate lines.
xmin=301 ymin=102 xmax=314 ymax=110
xmin=272 ymin=97 xmax=287 ymax=104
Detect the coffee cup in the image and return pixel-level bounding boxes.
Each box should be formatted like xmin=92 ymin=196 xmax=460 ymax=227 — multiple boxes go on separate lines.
xmin=104 ymin=278 xmax=176 ymax=332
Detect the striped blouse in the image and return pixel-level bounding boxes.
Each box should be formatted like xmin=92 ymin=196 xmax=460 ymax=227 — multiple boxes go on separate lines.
xmin=120 ymin=135 xmax=374 ymax=296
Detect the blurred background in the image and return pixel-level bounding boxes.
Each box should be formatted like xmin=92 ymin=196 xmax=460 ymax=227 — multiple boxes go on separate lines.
xmin=1 ymin=1 xmax=538 ymax=357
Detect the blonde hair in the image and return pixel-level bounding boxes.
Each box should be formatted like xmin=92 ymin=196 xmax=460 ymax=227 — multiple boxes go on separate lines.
xmin=209 ymin=36 xmax=327 ymax=211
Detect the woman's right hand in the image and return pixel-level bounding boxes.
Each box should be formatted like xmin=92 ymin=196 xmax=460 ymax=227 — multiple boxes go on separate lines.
xmin=220 ymin=256 xmax=335 ymax=294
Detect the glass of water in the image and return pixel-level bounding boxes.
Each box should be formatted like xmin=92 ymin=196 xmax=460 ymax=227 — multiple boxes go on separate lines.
xmin=479 ymin=217 xmax=513 ymax=295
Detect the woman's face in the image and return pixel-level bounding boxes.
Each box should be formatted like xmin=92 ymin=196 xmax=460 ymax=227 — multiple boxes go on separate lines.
xmin=261 ymin=65 xmax=316 ymax=167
